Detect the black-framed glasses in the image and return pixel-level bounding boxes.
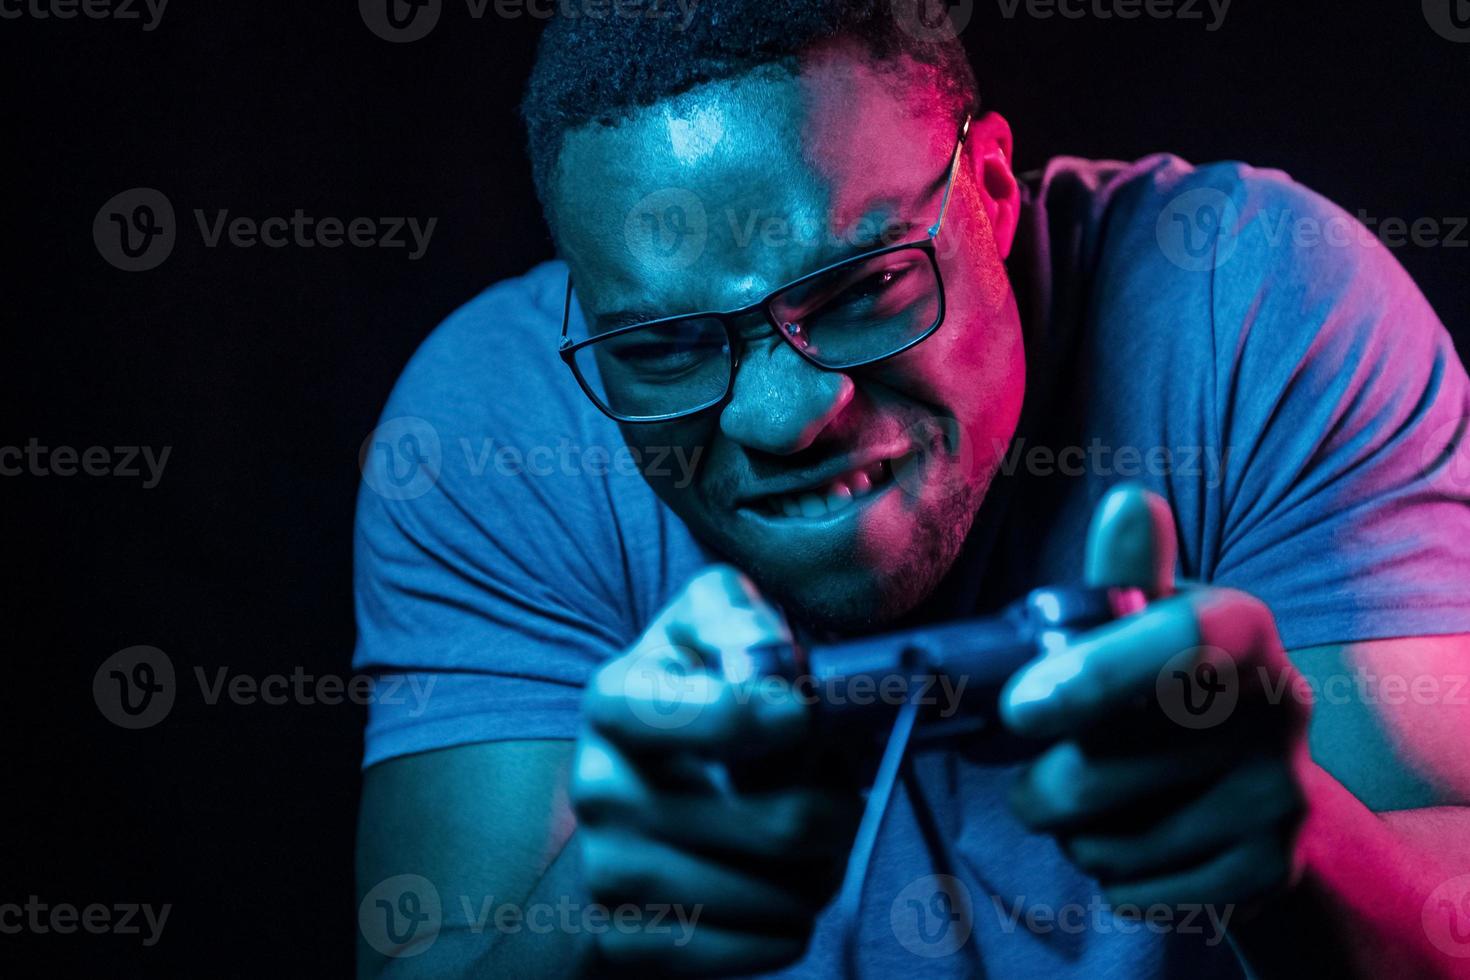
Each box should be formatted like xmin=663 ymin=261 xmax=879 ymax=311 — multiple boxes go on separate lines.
xmin=559 ymin=112 xmax=973 ymax=424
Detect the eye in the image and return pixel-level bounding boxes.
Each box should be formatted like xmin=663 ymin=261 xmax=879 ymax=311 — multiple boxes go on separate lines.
xmin=835 ymin=268 xmax=899 ymax=304
xmin=605 ymin=337 xmax=725 ymax=372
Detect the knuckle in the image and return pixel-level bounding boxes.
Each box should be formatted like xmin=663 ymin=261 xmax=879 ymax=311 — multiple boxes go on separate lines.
xmin=1035 ymin=746 xmax=1097 ymax=823
xmin=592 ymin=929 xmax=654 ymax=969
xmin=762 ymin=796 xmax=816 ymax=852
xmin=568 ymin=775 xmax=616 ymax=826
xmin=583 ymin=845 xmax=657 ymax=904
xmin=1064 ymin=836 xmax=1118 ymax=878
xmin=1056 ymin=771 xmax=1099 ymax=820
xmin=687 ymin=564 xmax=745 ymax=609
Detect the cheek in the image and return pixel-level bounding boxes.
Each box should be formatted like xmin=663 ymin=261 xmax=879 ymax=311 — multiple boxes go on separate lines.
xmin=849 ymin=304 xmax=1026 ymax=569
xmin=873 ymin=295 xmax=1026 ymax=444
xmin=619 ymin=420 xmax=711 ymax=505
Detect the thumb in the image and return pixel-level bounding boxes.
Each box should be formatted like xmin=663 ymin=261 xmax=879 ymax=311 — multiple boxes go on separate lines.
xmin=1084 ymin=483 xmax=1178 ymax=597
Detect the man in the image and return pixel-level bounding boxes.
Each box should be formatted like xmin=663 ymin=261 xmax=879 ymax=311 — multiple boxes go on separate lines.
xmin=353 ymin=2 xmax=1470 ymax=976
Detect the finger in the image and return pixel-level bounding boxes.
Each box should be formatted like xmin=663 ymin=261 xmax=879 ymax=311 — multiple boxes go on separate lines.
xmin=1085 ymin=483 xmax=1177 ymax=598
xmin=1061 ymin=756 xmax=1304 ymax=882
xmin=581 ymin=829 xmax=828 ymax=933
xmin=1009 ymin=737 xmax=1237 ymax=833
xmin=1099 ymin=828 xmax=1296 ymax=912
xmin=645 ymin=564 xmax=793 ymax=669
xmin=1001 ymin=596 xmax=1200 ymax=738
xmin=573 ymin=731 xmax=859 ymax=861
xmin=585 ymin=645 xmax=809 ymax=756
xmin=586 ymin=565 xmax=807 ymax=755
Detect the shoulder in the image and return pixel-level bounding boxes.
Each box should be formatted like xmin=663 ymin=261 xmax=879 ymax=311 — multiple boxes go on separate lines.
xmin=387 ymin=258 xmax=573 ymax=424
xmin=1068 ymin=153 xmax=1429 ymax=320
xmin=1027 ymin=153 xmax=1445 ymax=383
xmin=354 ymin=259 xmax=712 ymax=650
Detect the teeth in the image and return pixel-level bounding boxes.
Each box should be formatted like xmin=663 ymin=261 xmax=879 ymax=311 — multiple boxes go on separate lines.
xmin=761 ymin=458 xmax=897 ymax=518
xmin=798 ymin=493 xmax=826 ymax=517
xmin=827 ymin=481 xmax=854 ymax=504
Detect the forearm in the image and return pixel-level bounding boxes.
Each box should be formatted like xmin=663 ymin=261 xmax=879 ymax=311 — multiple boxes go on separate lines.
xmin=457 ymin=832 xmax=600 ymax=980
xmin=1229 ymin=757 xmax=1470 ymax=978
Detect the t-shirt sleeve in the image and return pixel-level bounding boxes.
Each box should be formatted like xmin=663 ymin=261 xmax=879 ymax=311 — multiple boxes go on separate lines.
xmin=1095 ymin=159 xmax=1470 ymax=649
xmin=351 ymin=262 xmax=709 ymax=767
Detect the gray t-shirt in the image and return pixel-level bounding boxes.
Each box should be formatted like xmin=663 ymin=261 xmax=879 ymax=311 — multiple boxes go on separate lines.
xmin=352 ymin=154 xmax=1470 ymax=977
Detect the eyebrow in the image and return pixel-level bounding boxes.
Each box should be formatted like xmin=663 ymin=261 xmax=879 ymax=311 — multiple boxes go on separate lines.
xmin=588 ymin=209 xmax=928 ymax=333
xmin=592 ymin=310 xmax=666 ymax=334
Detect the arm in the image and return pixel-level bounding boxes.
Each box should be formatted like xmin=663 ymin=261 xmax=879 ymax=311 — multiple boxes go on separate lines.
xmin=355 ymin=567 xmax=862 ymax=979
xmin=356 ymin=740 xmax=592 ymax=979
xmin=1229 ymin=634 xmax=1470 ymax=977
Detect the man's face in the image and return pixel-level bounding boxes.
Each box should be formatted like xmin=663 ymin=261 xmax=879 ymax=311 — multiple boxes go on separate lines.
xmin=554 ymin=43 xmax=1026 ymax=633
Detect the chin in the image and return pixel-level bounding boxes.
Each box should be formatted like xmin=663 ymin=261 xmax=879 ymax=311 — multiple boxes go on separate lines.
xmin=731 ymin=484 xmax=984 ymax=638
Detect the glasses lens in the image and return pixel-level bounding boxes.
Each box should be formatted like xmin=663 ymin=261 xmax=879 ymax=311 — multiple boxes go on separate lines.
xmin=768 ymin=247 xmax=940 ymax=368
xmin=575 ymin=316 xmax=731 ymax=421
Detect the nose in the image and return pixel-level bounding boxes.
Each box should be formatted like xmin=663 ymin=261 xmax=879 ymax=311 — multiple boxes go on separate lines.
xmin=718 ymin=338 xmax=855 ymax=455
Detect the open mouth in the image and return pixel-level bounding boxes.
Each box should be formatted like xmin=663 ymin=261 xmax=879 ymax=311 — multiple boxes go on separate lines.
xmin=751 ymin=456 xmax=906 ymax=519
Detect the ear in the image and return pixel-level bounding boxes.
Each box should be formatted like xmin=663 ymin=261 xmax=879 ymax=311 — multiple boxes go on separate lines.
xmin=966 ymin=111 xmax=1020 ymax=260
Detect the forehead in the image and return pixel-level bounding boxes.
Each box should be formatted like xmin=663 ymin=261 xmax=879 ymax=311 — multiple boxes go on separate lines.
xmin=552 ymin=48 xmax=957 ymax=318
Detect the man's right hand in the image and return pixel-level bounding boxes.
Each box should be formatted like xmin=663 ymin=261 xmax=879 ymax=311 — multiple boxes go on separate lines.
xmin=572 ymin=565 xmax=862 ymax=976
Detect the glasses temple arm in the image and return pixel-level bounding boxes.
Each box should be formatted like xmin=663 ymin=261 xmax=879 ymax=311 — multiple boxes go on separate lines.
xmin=928 ymin=112 xmax=972 ymax=239
xmin=559 ymin=274 xmax=575 ymax=347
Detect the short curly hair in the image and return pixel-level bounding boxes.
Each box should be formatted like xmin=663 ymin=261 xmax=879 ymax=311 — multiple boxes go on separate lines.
xmin=521 ymin=0 xmax=979 ymax=225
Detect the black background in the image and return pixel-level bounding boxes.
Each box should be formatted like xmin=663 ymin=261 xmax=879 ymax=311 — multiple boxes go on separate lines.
xmin=6 ymin=1 xmax=1467 ymax=974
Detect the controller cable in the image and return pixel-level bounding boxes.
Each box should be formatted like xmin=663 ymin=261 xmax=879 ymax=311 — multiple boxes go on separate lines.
xmin=834 ymin=656 xmax=986 ymax=978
